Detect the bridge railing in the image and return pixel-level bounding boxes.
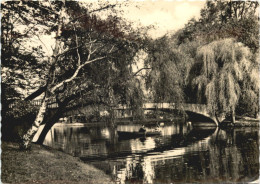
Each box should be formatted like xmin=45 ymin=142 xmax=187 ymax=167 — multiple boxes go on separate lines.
xmin=115 ymin=103 xmax=208 ymax=113
xmin=8 ymin=99 xmax=59 ymax=109
xmin=181 ymin=103 xmax=207 ymax=113
xmin=9 ymin=100 xmax=208 ymax=115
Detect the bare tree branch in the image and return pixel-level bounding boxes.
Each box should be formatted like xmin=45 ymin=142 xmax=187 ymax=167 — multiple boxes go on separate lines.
xmin=68 ymin=4 xmax=117 ymax=24
xmin=51 ymin=56 xmax=106 ymax=93
xmin=24 ymin=85 xmax=47 ymax=101
xmin=91 ymin=44 xmax=103 ymax=55
xmin=132 ymin=67 xmax=151 ymax=77
xmin=55 ymin=45 xmax=82 ymax=59
xmin=108 ymin=45 xmax=115 ymax=53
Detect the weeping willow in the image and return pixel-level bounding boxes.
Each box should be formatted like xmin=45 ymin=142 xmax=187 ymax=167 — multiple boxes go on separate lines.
xmin=145 ymin=37 xmax=185 ymax=106
xmin=237 ymin=51 xmax=259 ymax=117
xmin=192 ymin=38 xmax=257 ymax=123
xmin=125 ymin=77 xmax=145 ymax=119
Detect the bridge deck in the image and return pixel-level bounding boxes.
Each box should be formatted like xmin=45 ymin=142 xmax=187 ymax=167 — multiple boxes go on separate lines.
xmin=114 ymin=103 xmax=207 ymax=111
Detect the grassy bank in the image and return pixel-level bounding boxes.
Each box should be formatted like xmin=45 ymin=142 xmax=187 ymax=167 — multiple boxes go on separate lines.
xmin=220 ymin=116 xmax=260 ymax=127
xmin=1 ymin=142 xmax=114 ymax=184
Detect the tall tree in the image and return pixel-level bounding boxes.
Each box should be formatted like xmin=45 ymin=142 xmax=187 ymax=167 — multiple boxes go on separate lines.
xmin=172 ymin=0 xmax=259 ymax=118
xmin=176 ymin=0 xmax=259 ymax=52
xmin=1 ymin=1 xmax=147 ymax=149
xmin=145 ymin=37 xmax=186 ymax=105
xmin=192 ymin=38 xmax=258 ymax=124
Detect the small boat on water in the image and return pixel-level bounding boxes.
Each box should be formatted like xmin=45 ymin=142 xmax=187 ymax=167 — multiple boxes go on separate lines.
xmin=117 ymin=130 xmax=161 ymax=138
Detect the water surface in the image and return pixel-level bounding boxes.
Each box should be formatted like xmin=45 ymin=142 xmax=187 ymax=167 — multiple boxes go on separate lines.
xmin=40 ymin=123 xmax=259 ymax=183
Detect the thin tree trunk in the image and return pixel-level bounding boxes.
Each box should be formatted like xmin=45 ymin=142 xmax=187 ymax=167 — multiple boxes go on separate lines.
xmin=240 ymin=2 xmax=246 ymax=19
xmin=179 ymin=122 xmax=183 ymax=135
xmin=254 ymin=107 xmax=258 ymax=119
xmin=215 ymin=112 xmax=220 ymax=127
xmin=231 ymin=109 xmax=235 ymax=125
xmin=214 ymin=127 xmax=220 ymax=142
xmin=110 ymin=109 xmax=116 ymax=127
xmin=20 ymin=97 xmax=48 ymax=149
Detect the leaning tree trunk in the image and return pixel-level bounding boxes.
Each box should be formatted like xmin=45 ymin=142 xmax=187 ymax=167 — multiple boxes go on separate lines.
xmin=21 ymin=1 xmax=66 ymax=148
xmin=35 ymin=113 xmax=59 ymax=145
xmin=215 ymin=113 xmax=221 ymax=127
xmin=36 ymin=101 xmax=68 ymax=144
xmin=36 ymin=89 xmax=86 ymax=144
xmin=20 ymin=97 xmax=48 ymax=149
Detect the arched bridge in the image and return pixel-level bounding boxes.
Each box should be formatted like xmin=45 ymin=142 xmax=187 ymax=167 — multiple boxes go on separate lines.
xmin=19 ymin=100 xmax=221 ymax=126
xmin=114 ymin=103 xmax=220 ymax=126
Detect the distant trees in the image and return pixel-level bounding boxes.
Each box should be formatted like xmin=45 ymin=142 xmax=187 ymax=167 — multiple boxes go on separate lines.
xmin=176 ymin=1 xmax=259 ymax=52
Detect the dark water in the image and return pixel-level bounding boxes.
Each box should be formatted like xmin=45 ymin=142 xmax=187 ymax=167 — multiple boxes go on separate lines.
xmin=40 ymin=123 xmax=259 ymax=183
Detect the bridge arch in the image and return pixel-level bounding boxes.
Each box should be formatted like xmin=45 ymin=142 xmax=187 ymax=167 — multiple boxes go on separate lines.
xmin=185 ymin=111 xmax=217 ymax=126
xmin=115 ymin=103 xmax=219 ymax=126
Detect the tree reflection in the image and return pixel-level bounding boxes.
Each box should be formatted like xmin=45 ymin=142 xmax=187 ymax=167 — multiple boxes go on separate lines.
xmin=38 ymin=124 xmax=258 ymax=183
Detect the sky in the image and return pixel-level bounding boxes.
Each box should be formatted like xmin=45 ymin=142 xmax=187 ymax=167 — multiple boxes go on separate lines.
xmin=121 ymin=1 xmax=206 ymax=38
xmin=117 ymin=0 xmax=206 ymax=72
xmin=27 ymin=1 xmax=206 ymax=56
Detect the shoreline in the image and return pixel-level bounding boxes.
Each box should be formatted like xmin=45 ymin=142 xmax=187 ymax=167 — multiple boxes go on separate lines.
xmin=220 ymin=116 xmax=259 ymax=127
xmin=1 ymin=141 xmax=115 ymax=184
xmin=54 ymin=116 xmax=259 ymax=127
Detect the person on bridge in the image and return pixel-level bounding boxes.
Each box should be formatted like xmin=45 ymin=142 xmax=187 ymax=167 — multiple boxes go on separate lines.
xmin=139 ymin=125 xmax=146 ymax=133
xmin=155 ymin=123 xmax=161 ymax=132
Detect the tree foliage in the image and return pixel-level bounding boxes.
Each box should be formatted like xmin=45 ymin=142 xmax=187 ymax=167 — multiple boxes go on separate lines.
xmin=192 ymin=38 xmax=258 ymax=120
xmin=2 ymin=0 xmax=259 ymax=147
xmin=145 ymin=37 xmax=184 ymax=104
xmin=173 ymin=0 xmax=259 ymax=119
xmin=176 ymin=1 xmax=259 ymax=52
xmin=1 ymin=1 xmax=149 ymax=147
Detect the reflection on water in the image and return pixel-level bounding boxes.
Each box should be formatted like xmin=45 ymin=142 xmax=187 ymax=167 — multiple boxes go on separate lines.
xmin=38 ymin=123 xmax=259 ymax=183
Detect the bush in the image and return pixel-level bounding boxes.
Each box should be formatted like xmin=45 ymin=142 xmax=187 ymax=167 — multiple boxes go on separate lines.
xmin=2 ymin=100 xmax=38 ymax=142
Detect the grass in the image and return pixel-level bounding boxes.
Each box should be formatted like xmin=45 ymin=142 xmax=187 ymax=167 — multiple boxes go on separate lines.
xmin=1 ymin=141 xmax=114 ymax=184
xmin=220 ymin=116 xmax=260 ymax=127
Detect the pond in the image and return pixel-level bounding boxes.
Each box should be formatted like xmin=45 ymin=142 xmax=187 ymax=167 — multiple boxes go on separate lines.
xmin=36 ymin=122 xmax=259 ymax=183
